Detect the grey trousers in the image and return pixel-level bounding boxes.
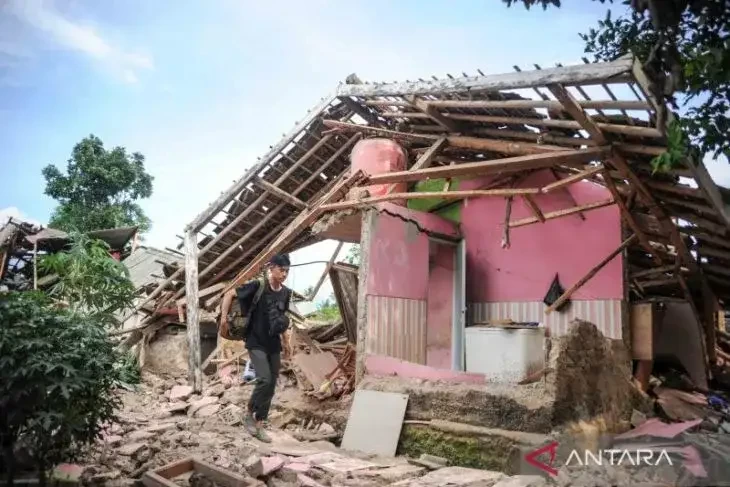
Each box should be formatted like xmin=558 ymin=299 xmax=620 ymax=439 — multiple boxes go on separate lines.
xmin=247 ymin=349 xmax=281 ymax=421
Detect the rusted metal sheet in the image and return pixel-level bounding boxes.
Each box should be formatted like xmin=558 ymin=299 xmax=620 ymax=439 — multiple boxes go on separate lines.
xmin=366 ymin=295 xmax=427 ymax=364
xmin=470 ymin=299 xmax=623 ymax=339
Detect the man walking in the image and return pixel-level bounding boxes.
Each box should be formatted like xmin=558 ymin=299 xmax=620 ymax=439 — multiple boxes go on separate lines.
xmin=220 ymin=254 xmax=292 ymax=442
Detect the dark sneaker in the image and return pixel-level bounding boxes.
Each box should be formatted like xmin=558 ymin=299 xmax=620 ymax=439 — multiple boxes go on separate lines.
xmin=243 ymin=413 xmax=258 ymax=437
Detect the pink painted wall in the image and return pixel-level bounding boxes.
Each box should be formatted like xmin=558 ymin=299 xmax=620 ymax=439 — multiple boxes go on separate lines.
xmin=460 ymin=170 xmax=623 ymax=303
xmin=365 ymin=354 xmax=485 ymax=384
xmin=366 ymin=204 xmax=459 ymax=300
xmin=426 ymin=242 xmax=454 ymax=368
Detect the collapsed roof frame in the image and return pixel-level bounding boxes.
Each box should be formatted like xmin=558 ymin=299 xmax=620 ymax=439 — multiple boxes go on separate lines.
xmin=122 ymin=55 xmax=730 ymax=391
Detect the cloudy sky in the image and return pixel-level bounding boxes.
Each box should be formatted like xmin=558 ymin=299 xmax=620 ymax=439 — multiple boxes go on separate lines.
xmin=1 ymin=0 xmax=728 ymax=301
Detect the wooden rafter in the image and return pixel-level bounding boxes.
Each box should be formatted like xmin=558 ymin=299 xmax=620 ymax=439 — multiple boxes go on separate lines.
xmin=522 ymin=195 xmax=545 ymax=223
xmin=254 ymin=177 xmax=307 ymax=210
xmin=366 ymin=147 xmax=608 ymax=185
xmin=601 ymin=170 xmax=662 ymax=266
xmin=509 ymin=198 xmax=615 ymax=228
xmin=406 ymin=96 xmax=461 ymax=131
xmin=542 ymin=164 xmax=605 ymax=193
xmin=309 ymin=241 xmax=344 ymax=300
xmin=547 ymin=84 xmax=608 ymax=144
xmin=337 ymin=57 xmax=634 ymax=97
xmin=545 ymin=234 xmax=637 ymax=314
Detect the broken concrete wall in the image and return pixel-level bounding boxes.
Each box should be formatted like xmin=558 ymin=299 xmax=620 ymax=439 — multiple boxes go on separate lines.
xmin=547 ymin=319 xmax=637 ymax=431
xmin=363 ymin=204 xmax=458 ymax=365
xmin=143 ymin=327 xmax=189 ymax=375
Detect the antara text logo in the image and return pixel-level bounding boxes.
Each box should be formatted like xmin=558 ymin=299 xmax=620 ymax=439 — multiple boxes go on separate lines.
xmin=525 ymin=441 xmax=674 ymax=476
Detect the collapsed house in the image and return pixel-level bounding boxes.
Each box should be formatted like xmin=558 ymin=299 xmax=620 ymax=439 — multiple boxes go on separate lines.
xmin=0 ymin=218 xmax=138 ymax=291
xmin=121 ymin=55 xmax=730 ymax=439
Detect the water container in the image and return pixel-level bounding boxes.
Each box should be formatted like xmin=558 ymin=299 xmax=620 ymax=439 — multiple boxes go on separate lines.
xmin=350 ymin=138 xmax=407 ymax=204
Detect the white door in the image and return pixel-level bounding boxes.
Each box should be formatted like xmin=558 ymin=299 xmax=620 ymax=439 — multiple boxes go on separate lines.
xmin=451 ymin=239 xmax=467 ymax=371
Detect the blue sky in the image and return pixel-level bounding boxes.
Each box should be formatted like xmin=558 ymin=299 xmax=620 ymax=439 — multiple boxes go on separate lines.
xmin=2 ymin=0 xmax=727 ymax=300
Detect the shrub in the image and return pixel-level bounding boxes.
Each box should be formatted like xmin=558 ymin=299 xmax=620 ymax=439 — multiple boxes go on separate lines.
xmin=0 ymin=291 xmax=121 ymax=485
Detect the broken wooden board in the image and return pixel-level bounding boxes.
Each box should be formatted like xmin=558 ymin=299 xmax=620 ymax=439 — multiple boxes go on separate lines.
xmin=142 ymin=457 xmax=256 ymax=487
xmin=341 ymin=389 xmax=409 ymax=457
xmin=292 ymin=351 xmax=338 ymax=390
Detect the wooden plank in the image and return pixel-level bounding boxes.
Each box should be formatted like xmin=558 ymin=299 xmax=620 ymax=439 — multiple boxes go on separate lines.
xmin=545 ymin=234 xmax=637 ymax=314
xmin=644 ymin=180 xmax=704 ymax=199
xmin=548 ymin=84 xmax=608 ymax=144
xmin=630 ymin=303 xmax=654 ymax=360
xmin=522 ymin=195 xmax=545 ymax=223
xmin=309 ymin=241 xmax=344 ymax=299
xmin=413 ymin=98 xmax=652 ymax=111
xmin=254 ymin=177 xmax=307 ymax=210
xmin=337 ymin=57 xmax=634 ymax=97
xmin=321 ymin=187 xmax=541 ymax=211
xmin=366 ymin=147 xmax=608 ymax=185
xmin=176 ymin=282 xmax=227 ymax=305
xmin=631 ymin=265 xmax=679 ymax=279
xmin=151 ymin=458 xmax=195 ymax=480
xmin=193 ymin=458 xmax=253 ymax=487
xmin=323 ymin=120 xmax=566 ymax=156
xmin=602 ymin=170 xmax=662 ymax=265
xmin=681 ymin=227 xmax=730 ymax=250
xmin=659 ymin=194 xmax=718 ymax=216
xmin=509 ymin=198 xmax=615 ymax=228
xmin=188 ymin=95 xmax=337 ymax=231
xmin=142 ymin=472 xmax=179 ymax=487
xmin=541 ymin=164 xmax=605 ymax=193
xmin=410 ymin=136 xmax=448 ymax=171
xmin=407 ymin=96 xmax=461 ymax=131
xmin=443 ymin=113 xmax=663 ymax=139
xmin=184 ymin=230 xmax=203 ymax=392
xmin=222 ymin=171 xmax=367 ymax=295
xmin=687 ymin=159 xmax=730 ymax=233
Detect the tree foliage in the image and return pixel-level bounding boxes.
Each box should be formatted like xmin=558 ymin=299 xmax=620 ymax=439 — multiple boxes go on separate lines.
xmin=344 ymin=245 xmax=361 ymax=266
xmin=0 ymin=292 xmax=121 ymax=485
xmin=43 ymin=135 xmax=154 ymax=234
xmin=504 ymin=0 xmax=730 ymax=160
xmin=39 ymin=233 xmax=136 ymax=325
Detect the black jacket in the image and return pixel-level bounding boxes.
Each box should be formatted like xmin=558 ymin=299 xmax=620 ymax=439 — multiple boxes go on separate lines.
xmin=235 ymin=280 xmax=291 ymax=354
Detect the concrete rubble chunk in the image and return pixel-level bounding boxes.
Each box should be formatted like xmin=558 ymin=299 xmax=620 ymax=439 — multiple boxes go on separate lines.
xmin=419 ymin=454 xmax=447 ymax=466
xmin=146 ymin=421 xmax=179 ymax=433
xmin=117 ymin=442 xmax=147 ymax=457
xmin=297 ymin=474 xmax=325 ymax=487
xmin=195 ymin=404 xmax=222 ymax=417
xmin=169 ymin=385 xmax=194 ymax=402
xmin=355 ymin=464 xmax=425 ymax=483
xmin=166 ymin=401 xmax=190 ymax=414
xmin=392 ymin=466 xmax=505 ymax=486
xmin=102 ymin=434 xmax=123 ymax=446
xmin=493 ymin=475 xmax=548 ymax=487
xmin=261 ymin=456 xmax=286 ymax=476
xmin=127 ymin=430 xmax=155 ymax=442
xmin=205 ymin=383 xmax=226 ymax=397
xmin=188 ymin=395 xmax=219 ymax=416
xmin=277 ymin=462 xmax=311 ymax=482
xmin=245 ymin=455 xmax=264 ymax=477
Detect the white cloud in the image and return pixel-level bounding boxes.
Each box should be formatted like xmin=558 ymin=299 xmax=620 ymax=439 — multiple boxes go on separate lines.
xmin=4 ymin=0 xmax=153 ymax=83
xmin=0 ymin=207 xmax=41 ymax=227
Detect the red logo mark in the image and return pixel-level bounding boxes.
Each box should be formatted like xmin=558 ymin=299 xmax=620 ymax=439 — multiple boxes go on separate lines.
xmin=525 ymin=441 xmax=560 ymax=476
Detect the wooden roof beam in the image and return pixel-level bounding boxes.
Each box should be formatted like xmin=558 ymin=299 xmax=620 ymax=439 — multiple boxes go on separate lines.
xmin=509 ymin=198 xmax=615 ymax=228
xmin=366 ymin=147 xmax=608 ymax=185
xmin=541 ymin=164 xmax=605 ymax=193
xmin=188 ymin=94 xmax=337 ymax=232
xmin=254 ymin=177 xmax=308 ymax=210
xmin=601 ymin=169 xmax=663 ymax=265
xmin=547 ymin=84 xmax=608 ymax=145
xmin=337 ymin=57 xmax=634 ymax=97
xmin=405 ymin=96 xmax=461 ymax=132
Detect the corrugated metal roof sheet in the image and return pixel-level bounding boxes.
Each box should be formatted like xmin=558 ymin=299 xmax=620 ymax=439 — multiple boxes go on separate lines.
xmin=123 ymin=246 xmax=181 ymax=289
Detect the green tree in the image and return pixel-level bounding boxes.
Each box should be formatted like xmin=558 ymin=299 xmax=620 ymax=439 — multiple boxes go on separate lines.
xmin=345 ymin=245 xmax=361 ymax=266
xmin=504 ymin=0 xmax=730 ymax=161
xmin=38 ymin=233 xmax=136 ymax=325
xmin=0 ymin=292 xmax=121 ymax=485
xmin=43 ymin=135 xmax=154 ymax=234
